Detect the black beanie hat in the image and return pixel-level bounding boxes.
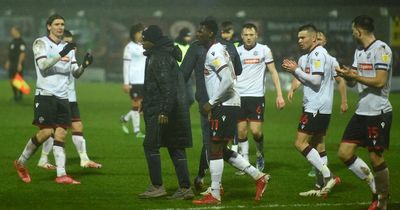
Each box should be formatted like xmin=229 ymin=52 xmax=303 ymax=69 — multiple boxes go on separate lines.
xmin=142 ymin=25 xmax=163 ymax=43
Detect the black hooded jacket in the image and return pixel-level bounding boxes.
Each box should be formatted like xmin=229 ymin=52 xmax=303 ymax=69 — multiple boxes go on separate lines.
xmin=142 ymin=36 xmax=192 ymax=148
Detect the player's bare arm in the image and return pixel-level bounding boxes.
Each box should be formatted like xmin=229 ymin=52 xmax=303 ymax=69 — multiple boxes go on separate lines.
xmin=266 ymin=62 xmax=285 ymax=109
xmin=334 ymin=76 xmax=348 ymax=113
xmin=287 ymin=78 xmax=301 ymax=103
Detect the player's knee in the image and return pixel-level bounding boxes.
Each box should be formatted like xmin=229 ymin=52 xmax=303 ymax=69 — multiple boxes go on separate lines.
xmin=337 ymin=147 xmax=351 ymax=162
xmin=37 ymin=128 xmax=54 ymax=141
xmin=252 ymin=131 xmax=262 ymax=140
xmin=72 ymin=121 xmax=83 ymax=132
xmin=294 ymin=139 xmax=305 ymax=151
xmin=54 ymin=128 xmax=67 ymax=140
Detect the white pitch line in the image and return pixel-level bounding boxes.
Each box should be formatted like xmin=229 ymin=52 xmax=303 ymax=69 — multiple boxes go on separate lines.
xmin=150 ymin=201 xmax=400 ymax=210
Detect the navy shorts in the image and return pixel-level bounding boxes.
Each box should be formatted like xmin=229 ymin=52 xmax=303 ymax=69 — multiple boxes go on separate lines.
xmin=209 ymin=106 xmax=239 ymax=142
xmin=342 ymin=112 xmax=392 ymax=151
xmin=32 ymin=95 xmax=71 ymax=129
xmin=238 ymin=96 xmax=265 ymax=122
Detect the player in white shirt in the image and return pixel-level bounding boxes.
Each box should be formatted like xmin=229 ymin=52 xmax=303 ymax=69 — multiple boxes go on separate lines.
xmin=120 ymin=23 xmax=146 ymax=138
xmin=336 ymin=15 xmax=392 ymax=210
xmin=37 ymin=30 xmax=101 ymax=170
xmin=192 ymin=19 xmax=269 ymax=205
xmin=235 ymin=23 xmax=285 ymax=174
xmin=288 ymin=30 xmax=348 ymax=196
xmin=282 ymin=24 xmax=341 ymax=197
xmin=14 ymin=14 xmax=92 ymax=184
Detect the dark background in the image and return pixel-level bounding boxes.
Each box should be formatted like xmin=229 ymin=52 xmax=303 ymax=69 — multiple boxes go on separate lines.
xmin=1 ymin=0 xmax=399 ymax=81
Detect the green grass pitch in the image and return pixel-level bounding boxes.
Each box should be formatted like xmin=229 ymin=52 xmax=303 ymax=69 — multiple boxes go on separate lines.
xmin=0 ymin=80 xmax=398 ymax=210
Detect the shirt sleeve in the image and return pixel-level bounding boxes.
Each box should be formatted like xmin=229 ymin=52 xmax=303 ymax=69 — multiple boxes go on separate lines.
xmin=352 ymin=50 xmax=358 ymax=69
xmin=123 ymin=45 xmax=131 ymax=84
xmin=331 ymin=56 xmax=339 ymax=77
xmin=309 ymin=50 xmax=325 ymax=75
xmin=210 ymin=50 xmax=228 ymax=74
xmin=374 ymin=44 xmax=392 ymax=71
xmin=264 ymin=45 xmax=274 ymax=64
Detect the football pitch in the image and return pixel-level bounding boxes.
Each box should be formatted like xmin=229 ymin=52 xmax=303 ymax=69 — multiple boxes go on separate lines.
xmin=0 ymin=80 xmax=399 ymax=210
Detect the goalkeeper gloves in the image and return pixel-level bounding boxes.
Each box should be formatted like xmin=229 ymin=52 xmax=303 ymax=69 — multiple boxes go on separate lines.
xmin=59 ymin=42 xmax=76 ymax=57
xmin=82 ymin=53 xmax=93 ymax=68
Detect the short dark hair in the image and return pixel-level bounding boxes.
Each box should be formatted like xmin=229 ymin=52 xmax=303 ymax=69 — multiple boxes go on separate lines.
xmin=298 ymin=24 xmax=318 ymax=33
xmin=353 ymin=15 xmax=374 ymax=33
xmin=130 ymin=23 xmax=144 ymax=41
xmin=242 ymin=23 xmax=258 ymax=32
xmin=46 ymin=14 xmax=64 ymax=33
xmin=221 ymin=21 xmax=233 ymax=33
xmin=63 ymin=29 xmax=73 ymax=38
xmin=200 ymin=19 xmax=218 ymax=37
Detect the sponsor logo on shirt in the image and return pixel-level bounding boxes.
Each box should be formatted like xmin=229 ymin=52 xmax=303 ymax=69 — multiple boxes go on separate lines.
xmin=359 ymin=63 xmax=373 ymax=71
xmin=244 ymin=58 xmax=260 ymax=64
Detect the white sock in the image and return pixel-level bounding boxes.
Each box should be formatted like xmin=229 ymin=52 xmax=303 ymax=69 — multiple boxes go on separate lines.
xmin=238 ymin=140 xmax=249 ymax=161
xmin=39 ymin=137 xmax=54 ymax=164
xmin=53 ymin=143 xmax=66 ymax=177
xmin=229 ymin=153 xmax=262 ymax=180
xmin=305 ymin=148 xmax=330 ymax=178
xmin=231 ymin=145 xmax=238 ymax=153
xmin=132 ymin=111 xmax=140 ymax=133
xmin=209 ymin=159 xmax=223 ymax=200
xmin=18 ymin=138 xmax=40 ymax=165
xmin=321 ymin=155 xmax=328 ymax=165
xmin=124 ymin=110 xmax=134 ymax=122
xmin=348 ymin=157 xmax=376 ymax=193
xmin=72 ymin=134 xmax=90 ymax=162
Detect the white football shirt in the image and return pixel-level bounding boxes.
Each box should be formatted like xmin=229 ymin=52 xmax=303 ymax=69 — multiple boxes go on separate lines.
xmin=299 ymin=45 xmax=336 ymax=114
xmin=33 ymin=36 xmax=78 ymax=99
xmin=351 ymin=40 xmax=392 ymax=115
xmin=204 ymin=42 xmax=240 ymax=107
xmin=123 ymin=41 xmax=146 ymax=85
xmin=236 ymin=43 xmax=274 ymax=97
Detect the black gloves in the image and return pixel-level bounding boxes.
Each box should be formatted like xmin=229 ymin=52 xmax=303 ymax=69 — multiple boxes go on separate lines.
xmin=82 ymin=53 xmax=93 ymax=68
xmin=59 ymin=42 xmax=76 ymax=57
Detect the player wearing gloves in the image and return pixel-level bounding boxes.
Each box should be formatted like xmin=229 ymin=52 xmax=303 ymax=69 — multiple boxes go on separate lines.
xmin=13 ymin=14 xmax=92 ymax=184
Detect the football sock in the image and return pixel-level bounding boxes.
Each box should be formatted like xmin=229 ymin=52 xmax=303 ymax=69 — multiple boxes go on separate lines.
xmin=72 ymin=133 xmax=90 ymax=162
xmin=238 ymin=138 xmax=249 ymax=161
xmin=124 ymin=110 xmax=133 ymax=122
xmin=345 ymin=155 xmax=376 ymax=193
xmin=254 ymin=134 xmax=264 ymax=157
xmin=228 ymin=152 xmax=261 ymax=180
xmin=210 ymin=159 xmax=223 ymax=200
xmin=320 ymin=151 xmax=328 ymax=165
xmin=53 ymin=140 xmax=66 ymax=177
xmin=374 ymin=162 xmax=389 ymax=196
xmin=18 ymin=136 xmax=41 ymax=165
xmin=302 ymin=146 xmax=330 ymax=178
xmin=39 ymin=136 xmax=54 ymax=164
xmin=132 ymin=110 xmax=140 ymax=133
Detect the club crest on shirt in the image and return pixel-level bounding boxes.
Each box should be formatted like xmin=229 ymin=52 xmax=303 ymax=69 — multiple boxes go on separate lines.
xmin=253 ymin=51 xmax=258 ymax=56
xmin=367 ymin=52 xmax=371 ymax=59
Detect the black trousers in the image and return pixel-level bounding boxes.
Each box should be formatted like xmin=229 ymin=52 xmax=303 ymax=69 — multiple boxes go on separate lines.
xmin=143 ymin=145 xmax=190 ymax=188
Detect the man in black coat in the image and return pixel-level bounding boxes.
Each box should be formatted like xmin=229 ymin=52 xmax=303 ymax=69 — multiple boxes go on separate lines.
xmin=139 ymin=25 xmax=194 ymax=200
